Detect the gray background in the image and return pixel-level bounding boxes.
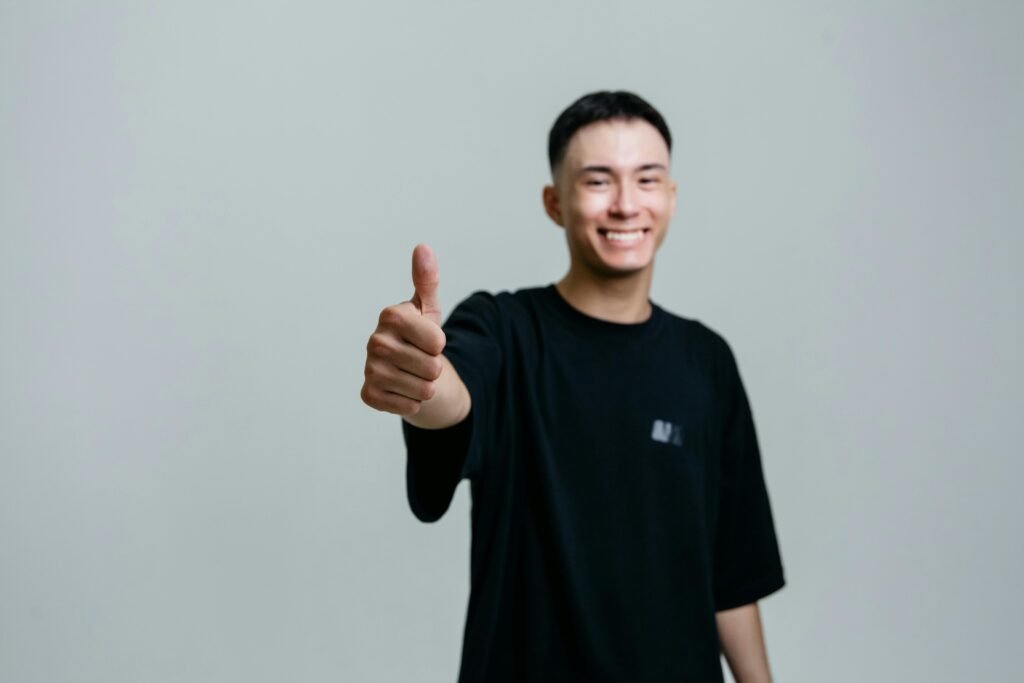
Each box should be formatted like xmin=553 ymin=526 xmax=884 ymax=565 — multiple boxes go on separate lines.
xmin=2 ymin=1 xmax=1021 ymax=681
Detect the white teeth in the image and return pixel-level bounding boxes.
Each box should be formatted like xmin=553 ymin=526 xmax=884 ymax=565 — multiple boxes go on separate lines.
xmin=604 ymin=230 xmax=644 ymax=242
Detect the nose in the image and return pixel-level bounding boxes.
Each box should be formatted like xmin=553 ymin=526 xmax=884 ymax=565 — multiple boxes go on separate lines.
xmin=610 ymin=182 xmax=640 ymax=218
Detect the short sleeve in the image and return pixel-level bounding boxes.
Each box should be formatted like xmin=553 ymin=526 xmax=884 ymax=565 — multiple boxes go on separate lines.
xmin=712 ymin=338 xmax=786 ymax=610
xmin=402 ymin=291 xmax=502 ymax=523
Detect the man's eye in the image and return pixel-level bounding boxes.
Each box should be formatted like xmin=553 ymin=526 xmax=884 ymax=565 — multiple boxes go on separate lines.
xmin=586 ymin=179 xmax=608 ymax=187
xmin=639 ymin=177 xmax=659 ymax=185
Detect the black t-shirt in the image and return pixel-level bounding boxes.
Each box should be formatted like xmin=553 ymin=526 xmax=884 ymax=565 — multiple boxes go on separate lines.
xmin=403 ymin=285 xmax=785 ymax=683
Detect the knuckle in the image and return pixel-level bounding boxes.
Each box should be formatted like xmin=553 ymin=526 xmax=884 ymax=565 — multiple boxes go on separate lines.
xmin=420 ymin=380 xmax=436 ymax=401
xmin=366 ymin=333 xmax=390 ymax=358
xmin=426 ymin=358 xmax=443 ymax=380
xmin=426 ymin=331 xmax=446 ymax=356
xmin=361 ymin=385 xmax=382 ymax=409
xmin=364 ymin=361 xmax=385 ymax=383
xmin=378 ymin=306 xmax=403 ymax=327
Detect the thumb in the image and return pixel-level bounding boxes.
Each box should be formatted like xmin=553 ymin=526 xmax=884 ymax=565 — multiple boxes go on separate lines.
xmin=411 ymin=243 xmax=442 ymax=326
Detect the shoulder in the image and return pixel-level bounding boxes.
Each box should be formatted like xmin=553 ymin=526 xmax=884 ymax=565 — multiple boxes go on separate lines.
xmin=656 ymin=304 xmax=735 ymax=358
xmin=654 ymin=306 xmax=748 ymax=399
xmin=448 ymin=286 xmax=548 ymax=319
xmin=443 ymin=286 xmax=549 ymax=338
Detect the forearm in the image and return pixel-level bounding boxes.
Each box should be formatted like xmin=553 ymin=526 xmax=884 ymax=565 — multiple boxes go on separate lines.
xmin=716 ymin=602 xmax=773 ymax=683
xmin=403 ymin=355 xmax=471 ymax=429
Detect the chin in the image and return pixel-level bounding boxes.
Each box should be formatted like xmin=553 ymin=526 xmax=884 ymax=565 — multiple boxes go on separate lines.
xmin=590 ymin=257 xmax=654 ymax=279
xmin=596 ymin=249 xmax=655 ymax=272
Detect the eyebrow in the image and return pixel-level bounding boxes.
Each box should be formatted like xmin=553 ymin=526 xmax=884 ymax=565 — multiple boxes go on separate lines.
xmin=577 ymin=163 xmax=668 ymax=176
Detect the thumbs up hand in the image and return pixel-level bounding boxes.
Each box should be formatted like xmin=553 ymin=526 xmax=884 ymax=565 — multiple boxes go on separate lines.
xmin=361 ymin=244 xmax=462 ymax=422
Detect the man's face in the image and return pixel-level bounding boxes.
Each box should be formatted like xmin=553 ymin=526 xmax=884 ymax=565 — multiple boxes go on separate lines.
xmin=544 ymin=118 xmax=676 ymax=279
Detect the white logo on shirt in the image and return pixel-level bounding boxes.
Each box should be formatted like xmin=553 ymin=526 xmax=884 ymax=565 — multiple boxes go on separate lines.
xmin=651 ymin=420 xmax=684 ymax=446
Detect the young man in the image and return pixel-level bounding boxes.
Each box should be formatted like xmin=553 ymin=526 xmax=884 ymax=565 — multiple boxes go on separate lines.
xmin=361 ymin=91 xmax=785 ymax=682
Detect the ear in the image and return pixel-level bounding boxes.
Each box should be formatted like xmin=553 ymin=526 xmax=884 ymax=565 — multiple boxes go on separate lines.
xmin=542 ymin=184 xmax=564 ymax=227
xmin=669 ymin=179 xmax=677 ymax=217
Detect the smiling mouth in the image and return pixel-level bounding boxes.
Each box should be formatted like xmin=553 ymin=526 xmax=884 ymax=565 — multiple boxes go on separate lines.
xmin=598 ymin=228 xmax=650 ymax=243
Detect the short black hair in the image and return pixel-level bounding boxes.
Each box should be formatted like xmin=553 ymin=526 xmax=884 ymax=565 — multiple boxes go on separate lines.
xmin=547 ymin=90 xmax=672 ymax=173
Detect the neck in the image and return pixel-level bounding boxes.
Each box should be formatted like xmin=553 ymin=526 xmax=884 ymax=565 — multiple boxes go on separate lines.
xmin=555 ymin=265 xmax=654 ymax=324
